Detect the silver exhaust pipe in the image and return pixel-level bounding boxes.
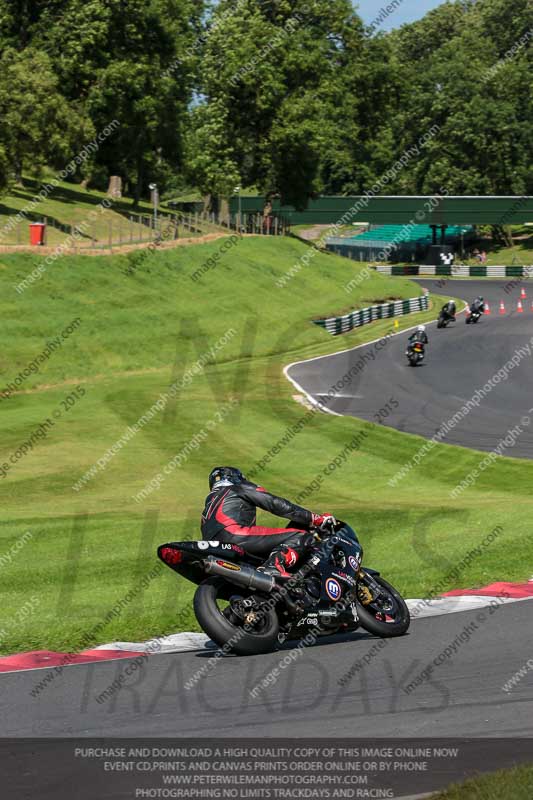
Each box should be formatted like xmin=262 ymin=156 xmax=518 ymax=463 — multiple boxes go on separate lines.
xmin=204 ymin=556 xmax=275 ymax=593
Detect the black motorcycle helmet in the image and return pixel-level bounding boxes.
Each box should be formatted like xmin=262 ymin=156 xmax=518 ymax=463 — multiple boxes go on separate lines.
xmin=209 ymin=466 xmax=245 ymax=490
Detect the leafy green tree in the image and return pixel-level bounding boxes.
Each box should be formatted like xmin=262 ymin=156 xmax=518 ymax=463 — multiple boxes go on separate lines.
xmin=0 ymin=143 xmax=8 ymax=193
xmin=0 ymin=1 xmax=66 ymax=49
xmin=324 ymin=32 xmax=405 ymax=194
xmin=0 ymin=47 xmax=83 ymax=183
xmin=33 ymin=0 xmax=205 ymax=200
xmin=186 ymin=100 xmax=241 ymax=198
xmin=0 ymin=0 xmax=205 ymax=199
xmin=387 ymin=0 xmax=532 ymax=195
xmin=192 ymin=0 xmax=366 ymax=207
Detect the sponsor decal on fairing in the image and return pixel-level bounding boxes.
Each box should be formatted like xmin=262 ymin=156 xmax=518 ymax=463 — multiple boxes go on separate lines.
xmin=325 ymin=578 xmax=342 ymax=601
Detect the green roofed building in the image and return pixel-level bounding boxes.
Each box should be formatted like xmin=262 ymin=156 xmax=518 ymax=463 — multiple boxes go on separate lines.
xmin=325 ymin=223 xmax=475 ymax=263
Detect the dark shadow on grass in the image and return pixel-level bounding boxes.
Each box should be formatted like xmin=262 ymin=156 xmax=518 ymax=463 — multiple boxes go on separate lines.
xmin=23 ymin=181 xmax=159 ymax=223
xmin=1 ymin=180 xmax=181 ymax=248
xmin=0 ymin=200 xmax=80 ymax=240
xmin=2 ymin=182 xmax=159 ymax=241
xmin=0 ymin=200 xmax=87 ymax=238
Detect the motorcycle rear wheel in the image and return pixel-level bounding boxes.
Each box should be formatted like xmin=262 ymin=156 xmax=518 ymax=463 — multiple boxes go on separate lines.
xmin=194 ymin=577 xmax=280 ymax=656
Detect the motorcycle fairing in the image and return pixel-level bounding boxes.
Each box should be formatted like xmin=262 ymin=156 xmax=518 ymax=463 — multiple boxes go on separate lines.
xmin=317 ymin=526 xmax=363 ymax=605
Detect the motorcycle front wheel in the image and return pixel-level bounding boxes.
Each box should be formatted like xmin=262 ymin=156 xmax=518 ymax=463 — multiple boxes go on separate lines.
xmin=356 ymin=576 xmax=410 ymax=637
xmin=194 ymin=577 xmax=280 ymax=656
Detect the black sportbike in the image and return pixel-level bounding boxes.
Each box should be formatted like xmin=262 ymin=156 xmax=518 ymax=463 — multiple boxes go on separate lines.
xmin=437 ymin=309 xmax=455 ymax=329
xmin=158 ymin=520 xmax=410 ymax=656
xmin=465 ymin=307 xmax=482 ymax=324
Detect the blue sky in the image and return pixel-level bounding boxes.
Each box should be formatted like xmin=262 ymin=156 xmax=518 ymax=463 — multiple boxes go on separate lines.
xmin=355 ymin=0 xmax=447 ymax=31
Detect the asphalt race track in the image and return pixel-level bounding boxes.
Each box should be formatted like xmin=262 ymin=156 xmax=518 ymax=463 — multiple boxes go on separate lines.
xmin=0 ymin=600 xmax=532 ymax=739
xmin=287 ymin=280 xmax=533 ymax=458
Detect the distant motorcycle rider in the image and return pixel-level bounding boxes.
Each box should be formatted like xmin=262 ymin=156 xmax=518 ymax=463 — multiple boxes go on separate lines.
xmin=406 ymin=324 xmax=428 ymax=360
xmin=201 ymin=467 xmax=335 ymax=580
xmin=407 ymin=324 xmax=428 ymax=347
xmin=470 ymin=296 xmax=485 ymax=315
xmin=441 ymin=300 xmax=456 ymax=320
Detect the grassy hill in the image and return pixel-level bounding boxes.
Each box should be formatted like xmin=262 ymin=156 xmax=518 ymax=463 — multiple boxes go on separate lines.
xmin=1 ymin=236 xmax=532 ymax=654
xmin=0 ymin=175 xmax=215 ymax=250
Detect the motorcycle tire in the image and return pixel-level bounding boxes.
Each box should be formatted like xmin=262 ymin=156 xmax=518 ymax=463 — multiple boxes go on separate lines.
xmin=356 ymin=576 xmax=410 ymax=637
xmin=194 ymin=577 xmax=280 ymax=656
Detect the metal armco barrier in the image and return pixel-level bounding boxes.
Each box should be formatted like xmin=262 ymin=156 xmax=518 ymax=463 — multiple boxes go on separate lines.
xmin=314 ymin=294 xmax=429 ymax=336
xmin=374 ymin=265 xmax=533 ymax=278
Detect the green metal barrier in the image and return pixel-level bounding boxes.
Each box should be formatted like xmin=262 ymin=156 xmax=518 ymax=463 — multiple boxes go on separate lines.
xmin=314 ymin=294 xmax=429 ymax=336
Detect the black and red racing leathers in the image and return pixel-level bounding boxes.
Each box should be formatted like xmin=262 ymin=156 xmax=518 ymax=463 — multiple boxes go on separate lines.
xmin=201 ymin=480 xmax=313 ymax=574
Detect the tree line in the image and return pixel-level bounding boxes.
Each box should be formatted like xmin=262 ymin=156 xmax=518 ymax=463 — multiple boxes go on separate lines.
xmin=0 ymin=0 xmax=530 ymax=207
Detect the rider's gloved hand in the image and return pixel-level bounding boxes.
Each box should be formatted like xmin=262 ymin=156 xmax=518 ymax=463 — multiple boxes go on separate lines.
xmin=311 ymin=513 xmax=336 ymax=532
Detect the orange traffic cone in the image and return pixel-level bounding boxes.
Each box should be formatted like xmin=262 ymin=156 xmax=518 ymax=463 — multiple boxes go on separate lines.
xmin=484 ymin=302 xmax=491 ymax=315
xmin=499 ymin=301 xmax=506 ymax=314
xmin=517 ymin=300 xmax=524 ymax=313
xmin=521 ymin=288 xmax=527 ymax=299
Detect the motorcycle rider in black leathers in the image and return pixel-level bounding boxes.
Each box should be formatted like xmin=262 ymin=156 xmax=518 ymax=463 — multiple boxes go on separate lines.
xmin=406 ymin=324 xmax=428 ymax=356
xmin=470 ymin=296 xmax=485 ymax=315
xmin=441 ymin=300 xmax=456 ymax=321
xmin=201 ymin=467 xmax=335 ymax=580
